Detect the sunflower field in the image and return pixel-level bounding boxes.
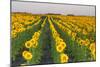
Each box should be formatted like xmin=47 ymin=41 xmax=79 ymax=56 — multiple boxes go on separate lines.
xmin=11 ymin=12 xmax=96 ymax=66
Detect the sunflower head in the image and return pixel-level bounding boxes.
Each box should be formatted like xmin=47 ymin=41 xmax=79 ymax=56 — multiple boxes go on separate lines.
xmin=11 ymin=30 xmax=17 ymax=38
xmin=22 ymin=51 xmax=32 ymax=60
xmin=82 ymin=29 xmax=88 ymax=35
xmin=85 ymin=39 xmax=90 ymax=46
xmin=89 ymin=42 xmax=96 ymax=60
xmin=89 ymin=42 xmax=96 ymax=51
xmin=33 ymin=42 xmax=38 ymax=48
xmin=56 ymin=37 xmax=63 ymax=43
xmin=60 ymin=53 xmax=69 ymax=63
xmin=25 ymin=41 xmax=33 ymax=48
xmin=30 ymin=39 xmax=36 ymax=45
xmin=56 ymin=42 xmax=66 ymax=53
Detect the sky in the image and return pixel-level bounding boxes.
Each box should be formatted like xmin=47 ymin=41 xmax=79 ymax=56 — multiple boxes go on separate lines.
xmin=12 ymin=1 xmax=96 ymax=16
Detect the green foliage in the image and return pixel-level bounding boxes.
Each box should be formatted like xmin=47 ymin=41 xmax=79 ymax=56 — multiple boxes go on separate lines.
xmin=28 ymin=38 xmax=43 ymax=64
xmin=23 ymin=18 xmax=48 ymax=65
xmin=50 ymin=37 xmax=60 ymax=63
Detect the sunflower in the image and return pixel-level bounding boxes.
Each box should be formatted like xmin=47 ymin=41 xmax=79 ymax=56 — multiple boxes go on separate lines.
xmin=32 ymin=32 xmax=40 ymax=38
xmin=82 ymin=29 xmax=88 ymax=35
xmin=22 ymin=51 xmax=32 ymax=60
xmin=67 ymin=29 xmax=71 ymax=36
xmin=55 ymin=37 xmax=63 ymax=43
xmin=71 ymin=32 xmax=76 ymax=38
xmin=15 ymin=28 xmax=22 ymax=33
xmin=56 ymin=45 xmax=63 ymax=52
xmin=56 ymin=42 xmax=66 ymax=52
xmin=33 ymin=42 xmax=38 ymax=48
xmin=77 ymin=28 xmax=81 ymax=32
xmin=30 ymin=39 xmax=36 ymax=45
xmin=25 ymin=41 xmax=33 ymax=48
xmin=22 ymin=51 xmax=29 ymax=57
xmin=89 ymin=42 xmax=96 ymax=60
xmin=20 ymin=27 xmax=26 ymax=32
xmin=91 ymin=48 xmax=96 ymax=60
xmin=60 ymin=53 xmax=69 ymax=63
xmin=79 ymin=39 xmax=86 ymax=45
xmin=85 ymin=39 xmax=90 ymax=46
xmin=11 ymin=30 xmax=17 ymax=38
xmin=89 ymin=42 xmax=96 ymax=51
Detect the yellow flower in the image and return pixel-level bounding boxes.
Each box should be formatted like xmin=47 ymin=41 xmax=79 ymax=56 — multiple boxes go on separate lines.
xmin=85 ymin=39 xmax=90 ymax=46
xmin=82 ymin=29 xmax=88 ymax=35
xmin=53 ymin=32 xmax=59 ymax=37
xmin=91 ymin=49 xmax=96 ymax=60
xmin=15 ymin=28 xmax=21 ymax=32
xmin=30 ymin=39 xmax=36 ymax=45
xmin=89 ymin=42 xmax=96 ymax=60
xmin=62 ymin=28 xmax=66 ymax=32
xmin=89 ymin=42 xmax=96 ymax=51
xmin=56 ymin=42 xmax=66 ymax=52
xmin=72 ymin=36 xmax=75 ymax=41
xmin=67 ymin=29 xmax=71 ymax=36
xmin=55 ymin=37 xmax=63 ymax=43
xmin=20 ymin=27 xmax=26 ymax=32
xmin=79 ymin=39 xmax=84 ymax=45
xmin=25 ymin=41 xmax=33 ymax=48
xmin=32 ymin=31 xmax=40 ymax=38
xmin=60 ymin=53 xmax=69 ymax=63
xmin=12 ymin=25 xmax=15 ymax=29
xmin=22 ymin=51 xmax=29 ymax=56
xmin=56 ymin=45 xmax=63 ymax=52
xmin=33 ymin=42 xmax=38 ymax=48
xmin=11 ymin=30 xmax=17 ymax=38
xmin=79 ymin=39 xmax=90 ymax=46
xmin=22 ymin=51 xmax=32 ymax=60
xmin=76 ymin=38 xmax=81 ymax=43
xmin=71 ymin=32 xmax=76 ymax=37
xmin=77 ymin=28 xmax=81 ymax=32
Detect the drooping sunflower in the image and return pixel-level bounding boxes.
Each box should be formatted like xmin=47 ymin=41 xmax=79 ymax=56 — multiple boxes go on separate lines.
xmin=60 ymin=53 xmax=69 ymax=63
